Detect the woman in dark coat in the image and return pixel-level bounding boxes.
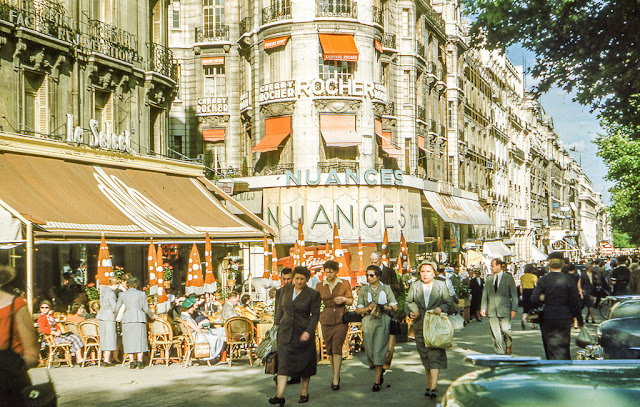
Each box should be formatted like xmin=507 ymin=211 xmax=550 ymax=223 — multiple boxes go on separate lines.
xmin=469 ymin=270 xmax=484 ymax=321
xmin=269 ymin=266 xmax=321 ymax=406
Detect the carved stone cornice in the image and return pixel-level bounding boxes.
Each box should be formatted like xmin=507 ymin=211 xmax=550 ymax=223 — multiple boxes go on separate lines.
xmin=313 ymin=99 xmax=360 ymax=113
xmin=372 ymin=101 xmax=385 ymax=117
xmin=260 ymin=101 xmax=296 ymax=117
xmin=382 ymin=117 xmax=396 ymax=129
xmin=198 ymin=115 xmax=230 ymax=127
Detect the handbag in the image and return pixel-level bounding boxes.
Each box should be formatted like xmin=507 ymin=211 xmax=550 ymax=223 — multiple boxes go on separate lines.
xmin=576 ymin=326 xmax=595 ymax=348
xmin=341 ymin=311 xmax=362 ymax=324
xmin=194 ymin=343 xmax=210 ymax=359
xmin=448 ymin=314 xmax=465 ymax=331
xmin=527 ymin=306 xmax=544 ymax=324
xmin=0 ymin=297 xmax=57 ymax=407
xmin=389 ymin=316 xmax=401 ymax=336
xmin=264 ymin=352 xmax=277 ymax=375
xmin=422 ymin=311 xmax=454 ymax=349
xmin=115 ymin=304 xmax=125 ymax=323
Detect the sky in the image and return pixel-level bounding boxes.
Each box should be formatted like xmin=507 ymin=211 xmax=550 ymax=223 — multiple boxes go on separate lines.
xmin=506 ymin=46 xmax=612 ymax=204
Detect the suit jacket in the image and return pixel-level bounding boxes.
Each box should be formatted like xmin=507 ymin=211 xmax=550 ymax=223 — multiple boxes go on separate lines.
xmin=469 ymin=277 xmax=484 ymax=295
xmin=96 ymin=286 xmax=116 ymax=321
xmin=481 ymin=272 xmax=518 ymax=318
xmin=274 ymin=284 xmax=321 ymax=345
xmin=221 ymin=301 xmax=238 ymax=321
xmin=115 ymin=288 xmax=154 ymax=323
xmin=405 ymin=279 xmax=453 ymax=332
xmin=380 ymin=265 xmax=401 ymax=292
xmin=317 ymin=279 xmax=353 ymax=326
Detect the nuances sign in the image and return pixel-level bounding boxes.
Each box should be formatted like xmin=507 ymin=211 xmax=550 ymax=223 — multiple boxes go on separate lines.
xmin=65 ymin=114 xmax=131 ymax=153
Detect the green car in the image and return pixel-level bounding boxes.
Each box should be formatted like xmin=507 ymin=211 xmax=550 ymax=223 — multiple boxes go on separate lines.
xmin=440 ymin=355 xmax=640 ymax=407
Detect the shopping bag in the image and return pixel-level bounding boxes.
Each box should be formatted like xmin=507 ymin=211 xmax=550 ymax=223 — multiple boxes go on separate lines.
xmin=448 ymin=314 xmax=465 ymax=331
xmin=423 ymin=311 xmax=454 ymax=349
xmin=576 ymin=326 xmax=595 ymax=348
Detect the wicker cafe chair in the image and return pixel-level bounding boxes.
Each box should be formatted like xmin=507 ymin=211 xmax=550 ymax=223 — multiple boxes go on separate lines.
xmin=148 ymin=319 xmax=183 ymax=366
xmin=78 ymin=319 xmax=101 ymax=367
xmin=175 ymin=318 xmax=212 ymax=367
xmin=224 ymin=316 xmax=255 ymax=367
xmin=44 ymin=334 xmax=73 ymax=368
xmin=60 ymin=321 xmax=80 ymax=335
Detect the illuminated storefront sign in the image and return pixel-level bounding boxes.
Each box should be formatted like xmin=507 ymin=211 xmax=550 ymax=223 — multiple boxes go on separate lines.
xmin=65 ymin=114 xmax=131 ymax=153
xmin=196 ymin=97 xmax=229 ymax=115
xmin=259 ymin=79 xmax=386 ymax=103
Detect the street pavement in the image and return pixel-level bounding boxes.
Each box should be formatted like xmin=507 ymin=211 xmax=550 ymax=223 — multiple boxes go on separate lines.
xmin=38 ymin=312 xmax=600 ymax=406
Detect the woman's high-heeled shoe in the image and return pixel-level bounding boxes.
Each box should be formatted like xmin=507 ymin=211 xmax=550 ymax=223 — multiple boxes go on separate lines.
xmin=298 ymin=394 xmax=309 ymax=404
xmin=268 ymin=396 xmax=285 ymax=406
xmin=372 ymin=383 xmax=381 ymax=392
xmin=331 ymin=377 xmax=340 ymax=390
xmin=129 ymin=361 xmax=138 ymax=369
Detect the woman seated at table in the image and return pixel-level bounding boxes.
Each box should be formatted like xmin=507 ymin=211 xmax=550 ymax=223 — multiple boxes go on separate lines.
xmin=180 ymin=297 xmax=225 ymax=360
xmin=65 ymin=303 xmax=86 ymax=324
xmin=37 ymin=300 xmax=84 ymax=364
xmin=238 ymin=295 xmax=258 ymax=320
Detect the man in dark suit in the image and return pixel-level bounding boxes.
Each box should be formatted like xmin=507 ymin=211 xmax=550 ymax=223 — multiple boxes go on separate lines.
xmin=531 ymin=252 xmax=583 ymax=360
xmin=481 ymin=258 xmax=518 ymax=354
xmin=469 ymin=270 xmax=484 ymax=322
xmin=611 ymin=255 xmax=631 ymax=295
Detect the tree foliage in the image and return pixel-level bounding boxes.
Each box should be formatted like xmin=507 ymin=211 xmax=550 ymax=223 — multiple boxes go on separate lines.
xmin=464 ymin=0 xmax=640 ymax=131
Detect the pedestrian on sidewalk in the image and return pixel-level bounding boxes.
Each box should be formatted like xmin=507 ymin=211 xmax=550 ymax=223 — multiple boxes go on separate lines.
xmin=96 ymin=277 xmax=121 ymax=366
xmin=481 ymin=258 xmax=518 ymax=355
xmin=519 ymin=264 xmax=538 ymax=329
xmin=469 ymin=269 xmax=484 ymax=322
xmin=531 ymin=252 xmax=583 ymax=360
xmin=115 ymin=277 xmax=155 ymax=369
xmin=405 ymin=261 xmax=453 ymax=400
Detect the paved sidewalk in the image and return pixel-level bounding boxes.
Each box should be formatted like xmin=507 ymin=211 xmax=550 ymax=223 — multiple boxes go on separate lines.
xmin=39 ymin=315 xmax=596 ymax=406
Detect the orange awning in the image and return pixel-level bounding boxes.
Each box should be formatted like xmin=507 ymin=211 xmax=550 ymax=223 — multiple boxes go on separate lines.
xmin=374 ymin=39 xmax=383 ymax=53
xmin=319 ymin=34 xmax=359 ymax=61
xmin=264 ymin=36 xmax=289 ymax=50
xmin=379 ymin=131 xmax=404 ymax=158
xmin=202 ymin=129 xmax=225 ymax=142
xmin=417 ymin=135 xmax=427 ymax=152
xmin=375 ymin=118 xmax=383 ymax=137
xmin=202 ymin=56 xmax=225 ymax=65
xmin=252 ymin=116 xmax=291 ymax=152
xmin=320 ymin=115 xmax=360 ymax=147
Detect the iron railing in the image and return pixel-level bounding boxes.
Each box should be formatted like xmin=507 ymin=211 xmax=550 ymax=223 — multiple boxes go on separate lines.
xmin=383 ymin=101 xmax=395 ymax=116
xmin=148 ymin=42 xmax=177 ymax=81
xmin=263 ymin=163 xmax=294 ymax=175
xmin=382 ymin=33 xmax=396 ymax=49
xmin=316 ymin=0 xmax=358 ymax=19
xmin=239 ymin=16 xmax=251 ymax=34
xmin=416 ymin=40 xmax=426 ymax=60
xmin=416 ymin=105 xmax=426 ymax=122
xmin=262 ymin=2 xmax=292 ymax=24
xmin=195 ymin=25 xmax=230 ymax=42
xmin=85 ymin=19 xmax=140 ymax=63
xmin=372 ymin=6 xmax=383 ymax=25
xmin=318 ymin=160 xmax=359 ymax=172
xmin=0 ymin=0 xmax=71 ymax=41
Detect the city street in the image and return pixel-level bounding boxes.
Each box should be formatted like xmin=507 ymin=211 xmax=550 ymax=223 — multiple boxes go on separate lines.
xmin=40 ymin=314 xmax=598 ymax=406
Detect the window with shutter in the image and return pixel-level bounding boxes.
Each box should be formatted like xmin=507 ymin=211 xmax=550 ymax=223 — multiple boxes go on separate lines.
xmin=35 ymin=75 xmax=49 ymax=136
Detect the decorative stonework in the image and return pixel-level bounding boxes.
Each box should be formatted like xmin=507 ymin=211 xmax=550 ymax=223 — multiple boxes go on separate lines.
xmin=372 ymin=101 xmax=385 ymax=117
xmin=199 ymin=115 xmax=230 ymax=127
xmin=313 ymin=99 xmax=360 ymax=113
xmin=260 ymin=101 xmax=296 ymax=117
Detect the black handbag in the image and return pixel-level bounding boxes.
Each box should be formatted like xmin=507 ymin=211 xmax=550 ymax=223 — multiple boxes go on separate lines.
xmin=264 ymin=352 xmax=277 ymax=375
xmin=527 ymin=306 xmax=544 ymax=324
xmin=341 ymin=311 xmax=363 ymax=324
xmin=0 ymin=297 xmax=57 ymax=407
xmin=389 ymin=317 xmax=401 ymax=335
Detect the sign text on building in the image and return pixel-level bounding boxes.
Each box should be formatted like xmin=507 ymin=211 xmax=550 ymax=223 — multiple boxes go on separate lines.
xmin=259 ymin=79 xmax=386 ymax=103
xmin=65 ymin=114 xmax=131 ymax=153
xmin=196 ymin=97 xmax=229 ymax=115
xmin=285 ymin=169 xmax=403 ymax=187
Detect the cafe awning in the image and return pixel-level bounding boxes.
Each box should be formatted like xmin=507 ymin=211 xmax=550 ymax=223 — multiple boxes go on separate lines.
xmin=531 ymin=245 xmax=547 ymax=262
xmin=252 ymin=116 xmax=291 ymax=152
xmin=423 ymin=191 xmax=494 ymax=225
xmin=202 ymin=129 xmax=225 ymax=142
xmin=0 ymin=150 xmax=273 ymax=242
xmin=319 ymin=34 xmax=359 ymax=61
xmin=483 ymin=240 xmax=514 ymax=259
xmin=320 ymin=114 xmax=360 ymax=147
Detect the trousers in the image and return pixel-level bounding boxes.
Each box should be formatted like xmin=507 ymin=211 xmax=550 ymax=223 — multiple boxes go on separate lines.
xmin=488 ymin=317 xmax=512 ymax=354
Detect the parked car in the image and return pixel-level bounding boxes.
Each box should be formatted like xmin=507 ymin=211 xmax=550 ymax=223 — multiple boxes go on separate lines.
xmin=441 ymin=355 xmax=640 ymax=407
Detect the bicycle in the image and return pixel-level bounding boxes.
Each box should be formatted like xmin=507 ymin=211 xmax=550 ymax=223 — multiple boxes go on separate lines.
xmin=598 ymin=296 xmax=616 ymax=320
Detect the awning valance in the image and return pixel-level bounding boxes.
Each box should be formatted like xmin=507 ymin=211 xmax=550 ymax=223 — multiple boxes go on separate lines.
xmin=319 ymin=34 xmax=359 ymax=61
xmin=0 ymin=151 xmax=267 ymax=241
xmin=417 ymin=135 xmax=427 ymax=152
xmin=202 ymin=129 xmax=225 ymax=142
xmin=264 ymin=36 xmax=289 ymax=49
xmin=379 ymin=131 xmax=404 ymax=158
xmin=423 ymin=191 xmax=494 ymax=225
xmin=252 ymin=116 xmax=291 ymax=152
xmin=483 ymin=240 xmax=514 ymax=259
xmin=202 ymin=56 xmax=225 ymax=66
xmin=320 ymin=114 xmax=360 ymax=147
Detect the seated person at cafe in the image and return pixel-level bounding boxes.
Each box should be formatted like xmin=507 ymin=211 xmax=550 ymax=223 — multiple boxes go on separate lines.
xmin=221 ymin=291 xmax=240 ymax=322
xmin=65 ymin=303 xmax=86 ymax=323
xmin=180 ymin=297 xmax=225 ymax=361
xmin=37 ymin=300 xmax=84 ymax=364
xmin=238 ymin=295 xmax=258 ymax=320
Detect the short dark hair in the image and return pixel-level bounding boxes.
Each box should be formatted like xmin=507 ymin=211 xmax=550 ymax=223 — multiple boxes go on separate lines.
xmin=71 ymin=303 xmax=84 ymax=314
xmin=280 ymin=267 xmax=292 ymax=276
xmin=366 ymin=265 xmax=382 ymax=278
xmin=567 ymin=263 xmax=576 ymax=272
xmin=293 ymin=266 xmax=310 ymax=280
xmin=491 ymin=258 xmax=503 ymax=266
xmin=227 ymin=291 xmax=240 ymax=300
xmin=323 ymin=260 xmax=339 ymax=272
xmin=524 ymin=264 xmax=535 ymax=274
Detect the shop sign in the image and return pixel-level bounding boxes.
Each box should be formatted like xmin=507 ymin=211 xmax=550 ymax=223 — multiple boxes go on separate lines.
xmin=196 ymin=97 xmax=229 ymax=115
xmin=65 ymin=114 xmax=131 ymax=153
xmin=259 ymin=79 xmax=387 ymax=103
xmin=285 ymin=168 xmax=403 ymax=187
xmin=263 ymin=186 xmax=424 ymax=244
xmin=240 ymin=92 xmax=250 ymax=111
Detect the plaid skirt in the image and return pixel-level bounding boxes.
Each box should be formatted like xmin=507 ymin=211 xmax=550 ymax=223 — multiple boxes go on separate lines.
xmin=55 ymin=333 xmax=84 ymax=353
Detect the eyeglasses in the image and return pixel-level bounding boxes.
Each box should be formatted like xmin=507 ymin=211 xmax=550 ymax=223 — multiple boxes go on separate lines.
xmin=366 ymin=274 xmax=376 ymax=278
xmin=40 ymin=306 xmax=49 ymax=309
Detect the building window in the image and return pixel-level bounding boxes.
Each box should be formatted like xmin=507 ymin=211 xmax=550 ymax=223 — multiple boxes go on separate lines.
xmin=204 ymin=65 xmax=226 ymax=98
xmin=93 ymin=90 xmax=113 ymax=133
xmin=172 ymin=1 xmax=180 ymax=28
xmin=203 ymin=0 xmax=224 ymax=29
xmin=319 ymin=45 xmax=354 ymax=81
xmin=264 ymin=43 xmax=291 ymax=83
xmin=23 ymin=72 xmax=48 ymax=137
xmin=402 ymin=9 xmax=410 ymax=38
xmin=404 ymin=70 xmax=411 ymax=104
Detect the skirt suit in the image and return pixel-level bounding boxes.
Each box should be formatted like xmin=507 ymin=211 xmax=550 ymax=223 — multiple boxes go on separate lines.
xmin=96 ymin=286 xmax=117 ymax=351
xmin=317 ymin=279 xmax=353 ymax=354
xmin=115 ymin=288 xmax=154 ymax=353
xmin=275 ymin=285 xmax=321 ymax=377
xmin=357 ymin=283 xmax=397 ymax=366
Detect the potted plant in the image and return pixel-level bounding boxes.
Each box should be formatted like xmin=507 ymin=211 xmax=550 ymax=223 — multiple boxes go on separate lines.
xmin=163 ymin=263 xmax=173 ymax=288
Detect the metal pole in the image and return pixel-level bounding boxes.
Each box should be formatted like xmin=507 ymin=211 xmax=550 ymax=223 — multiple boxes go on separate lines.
xmin=26 ymin=222 xmax=34 ymax=314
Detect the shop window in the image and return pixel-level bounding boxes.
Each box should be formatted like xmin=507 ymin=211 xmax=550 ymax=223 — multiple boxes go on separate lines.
xmin=23 ymin=72 xmax=49 ymax=137
xmin=204 ymin=65 xmax=226 ymax=98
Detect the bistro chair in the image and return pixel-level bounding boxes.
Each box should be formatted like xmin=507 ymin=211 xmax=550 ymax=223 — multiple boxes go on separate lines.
xmin=148 ymin=319 xmax=183 ymax=366
xmin=60 ymin=321 xmax=80 ymax=335
xmin=44 ymin=334 xmax=73 ymax=368
xmin=224 ymin=316 xmax=255 ymax=367
xmin=175 ymin=318 xmax=211 ymax=367
xmin=78 ymin=320 xmax=101 ymax=367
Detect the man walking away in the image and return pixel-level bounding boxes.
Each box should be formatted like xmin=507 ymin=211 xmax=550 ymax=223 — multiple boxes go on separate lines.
xmin=611 ymin=255 xmax=631 ymax=296
xmin=481 ymin=258 xmax=518 ymax=354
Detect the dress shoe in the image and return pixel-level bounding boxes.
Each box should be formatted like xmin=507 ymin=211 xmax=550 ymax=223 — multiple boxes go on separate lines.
xmin=372 ymin=383 xmax=381 ymax=392
xmin=268 ymin=396 xmax=285 ymax=406
xmin=287 ymin=377 xmax=301 ymax=385
xmin=331 ymin=377 xmax=340 ymax=390
xmin=427 ymin=389 xmax=437 ymax=399
xmin=506 ymin=346 xmax=512 ymax=355
xmin=521 ymin=320 xmax=526 ymax=330
xmin=298 ymin=394 xmax=309 ymax=404
xmin=102 ymin=362 xmax=115 ymax=367
xmin=137 ymin=362 xmax=145 ymax=369
xmin=129 ymin=361 xmax=138 ymax=369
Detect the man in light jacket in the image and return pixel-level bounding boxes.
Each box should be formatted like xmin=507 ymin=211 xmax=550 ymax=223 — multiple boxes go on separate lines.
xmin=481 ymin=258 xmax=518 ymax=354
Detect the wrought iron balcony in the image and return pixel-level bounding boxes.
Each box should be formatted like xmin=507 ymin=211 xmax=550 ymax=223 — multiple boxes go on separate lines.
xmin=416 ymin=105 xmax=426 ymax=122
xmin=195 ymin=25 xmax=230 ymax=43
xmin=382 ymin=33 xmax=396 ymax=49
xmin=262 ymin=2 xmax=292 ymax=24
xmin=85 ymin=18 xmax=140 ymax=63
xmin=262 ymin=163 xmax=294 ymax=175
xmin=318 ymin=160 xmax=359 ymax=172
xmin=239 ymin=16 xmax=251 ymax=34
xmin=416 ymin=40 xmax=426 ymax=60
xmin=316 ymin=0 xmax=358 ymax=19
xmin=148 ymin=43 xmax=177 ymax=81
xmin=383 ymin=101 xmax=395 ymax=116
xmin=3 ymin=0 xmax=72 ymax=41
xmin=430 ymin=119 xmax=437 ymax=133
xmin=373 ymin=6 xmax=383 ymax=25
